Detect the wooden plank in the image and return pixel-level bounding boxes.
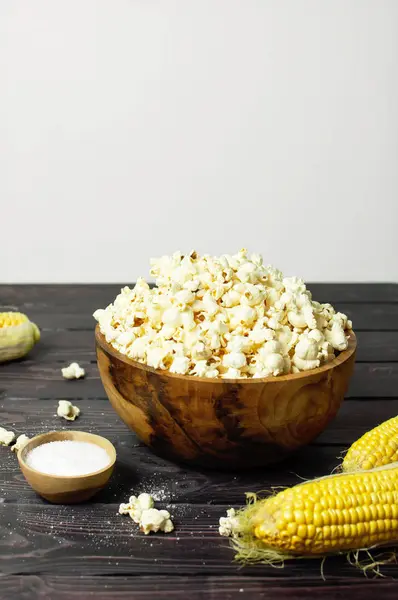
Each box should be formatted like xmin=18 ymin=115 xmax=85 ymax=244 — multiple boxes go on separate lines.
xmin=13 ymin=329 xmax=398 ymax=364
xmin=1 ymin=303 xmax=398 ymax=332
xmin=339 ymin=304 xmax=398 ymax=331
xmin=354 ymin=331 xmax=398 ymax=362
xmin=1 ymin=575 xmax=397 ymax=600
xmin=2 ymin=398 xmax=398 ymax=505
xmin=2 ymin=397 xmax=397 ymax=448
xmin=2 ymin=502 xmax=398 ymax=579
xmin=0 ymin=442 xmax=345 ymax=505
xmin=1 ymin=283 xmax=397 ymax=306
xmin=307 ymin=283 xmax=398 ymax=303
xmin=2 ymin=361 xmax=398 ymax=398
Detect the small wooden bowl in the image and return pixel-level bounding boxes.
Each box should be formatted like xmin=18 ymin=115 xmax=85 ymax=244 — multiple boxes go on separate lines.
xmin=96 ymin=325 xmax=357 ymax=470
xmin=18 ymin=430 xmax=116 ymax=504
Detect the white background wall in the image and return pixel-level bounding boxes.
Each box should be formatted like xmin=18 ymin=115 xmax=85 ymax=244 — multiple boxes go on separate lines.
xmin=1 ymin=0 xmax=397 ymax=283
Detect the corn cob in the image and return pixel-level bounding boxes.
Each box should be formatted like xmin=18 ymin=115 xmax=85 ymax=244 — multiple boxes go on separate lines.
xmin=0 ymin=312 xmax=40 ymax=363
xmin=233 ymin=462 xmax=398 ymax=559
xmin=342 ymin=416 xmax=398 ymax=472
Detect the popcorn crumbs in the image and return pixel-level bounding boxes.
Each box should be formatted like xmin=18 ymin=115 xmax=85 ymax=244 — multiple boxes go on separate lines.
xmin=94 ymin=249 xmax=353 ymax=379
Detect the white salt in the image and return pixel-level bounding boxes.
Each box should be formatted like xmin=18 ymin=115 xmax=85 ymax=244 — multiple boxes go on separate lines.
xmin=26 ymin=440 xmax=111 ymax=476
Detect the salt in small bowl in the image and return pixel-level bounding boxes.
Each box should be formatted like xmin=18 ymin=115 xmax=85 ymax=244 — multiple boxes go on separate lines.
xmin=18 ymin=430 xmax=116 ymax=504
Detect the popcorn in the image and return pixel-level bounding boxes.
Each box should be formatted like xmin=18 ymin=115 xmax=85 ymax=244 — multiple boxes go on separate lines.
xmin=219 ymin=508 xmax=240 ymax=537
xmin=226 ymin=335 xmax=251 ymax=354
xmin=263 ymin=352 xmax=286 ymax=376
xmin=325 ymin=321 xmax=349 ymax=352
xmin=61 ymin=362 xmax=85 ymax=380
xmin=169 ymin=356 xmax=190 ymax=375
xmin=146 ymin=347 xmax=171 ymax=370
xmin=294 ymin=336 xmax=319 ymax=361
xmin=248 ymin=327 xmax=274 ymax=345
xmin=11 ymin=434 xmax=30 ymax=452
xmin=140 ymin=508 xmax=174 ymax=535
xmin=57 ymin=400 xmax=80 ymax=421
xmin=94 ymin=250 xmax=352 ymax=378
xmin=292 ymin=355 xmax=320 ymax=371
xmin=222 ymin=367 xmax=242 ymax=379
xmin=128 ymin=337 xmax=149 ymax=360
xmin=162 ymin=307 xmax=182 ymax=327
xmin=0 ymin=427 xmax=15 ymax=446
xmin=222 ymin=289 xmax=241 ymax=308
xmin=223 ymin=352 xmax=247 ymax=370
xmin=118 ymin=493 xmax=155 ymax=523
xmin=228 ymin=305 xmax=257 ymax=330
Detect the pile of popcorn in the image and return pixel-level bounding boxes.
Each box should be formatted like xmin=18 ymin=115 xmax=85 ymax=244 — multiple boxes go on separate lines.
xmin=94 ymin=250 xmax=352 ymax=379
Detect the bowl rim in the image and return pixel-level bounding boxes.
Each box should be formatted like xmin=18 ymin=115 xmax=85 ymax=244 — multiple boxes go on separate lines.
xmin=18 ymin=430 xmax=117 ymax=480
xmin=95 ymin=324 xmax=357 ymax=384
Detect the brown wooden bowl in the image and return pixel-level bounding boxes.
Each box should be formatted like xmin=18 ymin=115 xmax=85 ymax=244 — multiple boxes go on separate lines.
xmin=18 ymin=430 xmax=116 ymax=503
xmin=96 ymin=325 xmax=356 ymax=470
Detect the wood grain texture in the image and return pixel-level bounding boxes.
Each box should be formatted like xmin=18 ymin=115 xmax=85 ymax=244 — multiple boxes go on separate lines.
xmin=95 ymin=327 xmax=356 ymax=469
xmin=1 ymin=284 xmax=398 ymax=597
xmin=2 ymin=502 xmax=398 ymax=579
xmin=3 ymin=396 xmax=398 ymax=445
xmin=2 ymin=575 xmax=398 ymax=600
xmin=1 ymin=438 xmax=348 ymax=506
xmin=3 ymin=360 xmax=397 ymax=398
xmin=1 ymin=283 xmax=397 ymax=305
xmin=2 ymin=400 xmax=398 ymax=506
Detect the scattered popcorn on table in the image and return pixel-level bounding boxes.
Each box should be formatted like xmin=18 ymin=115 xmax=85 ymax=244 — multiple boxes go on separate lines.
xmin=118 ymin=492 xmax=174 ymax=534
xmin=11 ymin=434 xmax=30 ymax=452
xmin=0 ymin=427 xmax=16 ymax=446
xmin=140 ymin=508 xmax=174 ymax=535
xmin=219 ymin=508 xmax=240 ymax=538
xmin=61 ymin=362 xmax=85 ymax=379
xmin=57 ymin=400 xmax=80 ymax=421
xmin=94 ymin=250 xmax=353 ymax=379
xmin=118 ymin=493 xmax=155 ymax=523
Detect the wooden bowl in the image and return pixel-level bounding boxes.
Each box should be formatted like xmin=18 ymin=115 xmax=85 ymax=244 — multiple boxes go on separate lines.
xmin=96 ymin=325 xmax=356 ymax=470
xmin=18 ymin=430 xmax=116 ymax=503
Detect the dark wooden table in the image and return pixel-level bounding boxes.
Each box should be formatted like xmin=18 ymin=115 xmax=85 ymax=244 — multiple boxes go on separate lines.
xmin=1 ymin=284 xmax=398 ymax=599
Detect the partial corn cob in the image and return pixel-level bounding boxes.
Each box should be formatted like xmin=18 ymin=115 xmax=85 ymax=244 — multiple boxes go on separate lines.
xmin=342 ymin=416 xmax=398 ymax=472
xmin=0 ymin=312 xmax=40 ymax=363
xmin=232 ymin=462 xmax=398 ymax=559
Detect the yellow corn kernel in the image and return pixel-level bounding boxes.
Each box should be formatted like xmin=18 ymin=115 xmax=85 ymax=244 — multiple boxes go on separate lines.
xmin=343 ymin=417 xmax=398 ymax=472
xmin=249 ymin=463 xmax=398 ymax=555
xmin=0 ymin=312 xmax=40 ymax=363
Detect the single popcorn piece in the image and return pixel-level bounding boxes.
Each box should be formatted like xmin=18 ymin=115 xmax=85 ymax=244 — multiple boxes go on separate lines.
xmin=169 ymin=356 xmax=190 ymax=375
xmin=118 ymin=493 xmax=174 ymax=535
xmin=325 ymin=320 xmax=349 ymax=352
xmin=57 ymin=400 xmax=80 ymax=421
xmin=263 ymin=352 xmax=286 ymax=376
xmin=0 ymin=427 xmax=16 ymax=446
xmin=222 ymin=367 xmax=243 ymax=379
xmin=11 ymin=434 xmax=30 ymax=452
xmin=223 ymin=352 xmax=247 ymax=370
xmin=93 ymin=250 xmax=353 ymax=378
xmin=61 ymin=362 xmax=85 ymax=380
xmin=219 ymin=508 xmax=240 ymax=538
xmin=118 ymin=493 xmax=155 ymax=524
xmin=140 ymin=508 xmax=174 ymax=535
